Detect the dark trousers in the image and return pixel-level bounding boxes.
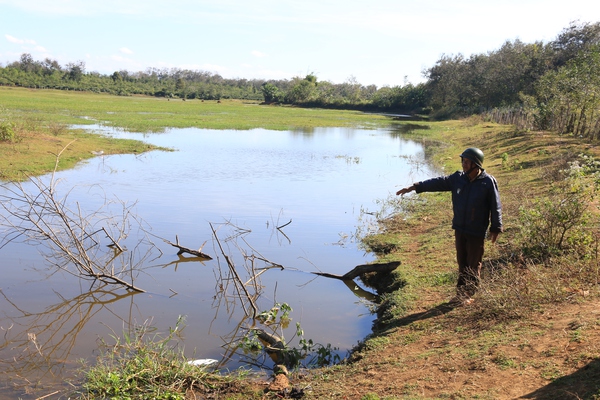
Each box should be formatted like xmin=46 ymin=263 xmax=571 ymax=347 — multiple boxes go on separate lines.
xmin=455 ymin=231 xmax=485 ymax=298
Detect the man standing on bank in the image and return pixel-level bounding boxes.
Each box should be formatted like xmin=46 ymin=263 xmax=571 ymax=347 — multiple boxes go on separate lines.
xmin=396 ymin=147 xmax=503 ymax=306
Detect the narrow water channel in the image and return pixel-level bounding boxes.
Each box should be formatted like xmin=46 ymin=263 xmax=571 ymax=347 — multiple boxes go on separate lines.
xmin=0 ymin=125 xmax=435 ymax=398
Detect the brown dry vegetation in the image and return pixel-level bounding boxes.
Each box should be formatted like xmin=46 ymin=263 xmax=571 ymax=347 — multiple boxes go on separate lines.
xmin=193 ymin=119 xmax=600 ymax=400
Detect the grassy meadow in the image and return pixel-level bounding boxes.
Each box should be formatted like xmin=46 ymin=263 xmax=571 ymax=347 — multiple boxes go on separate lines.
xmin=2 ymin=87 xmax=600 ymax=398
xmin=0 ymin=86 xmax=393 ymax=180
xmin=0 ymin=86 xmax=391 ymax=132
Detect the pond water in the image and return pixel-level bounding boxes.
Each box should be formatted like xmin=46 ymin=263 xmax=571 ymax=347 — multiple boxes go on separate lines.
xmin=0 ymin=124 xmax=435 ymax=398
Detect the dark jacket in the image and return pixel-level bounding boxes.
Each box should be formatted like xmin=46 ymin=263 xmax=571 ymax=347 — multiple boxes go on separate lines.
xmin=415 ymin=170 xmax=503 ymax=238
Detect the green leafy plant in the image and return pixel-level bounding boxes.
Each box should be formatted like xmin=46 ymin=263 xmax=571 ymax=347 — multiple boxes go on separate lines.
xmin=492 ymin=351 xmax=517 ymax=370
xmin=241 ymin=303 xmax=341 ymax=369
xmin=0 ymin=121 xmax=15 ymax=142
xmin=501 ymin=151 xmax=521 ymax=170
xmin=517 ymin=158 xmax=597 ymax=258
xmin=501 ymin=152 xmax=510 ymax=169
xmin=80 ymin=316 xmax=224 ymax=399
xmin=256 ymin=302 xmax=292 ymax=326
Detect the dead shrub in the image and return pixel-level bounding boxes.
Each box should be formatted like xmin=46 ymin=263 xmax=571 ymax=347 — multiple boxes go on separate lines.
xmin=476 ymin=251 xmax=600 ymax=322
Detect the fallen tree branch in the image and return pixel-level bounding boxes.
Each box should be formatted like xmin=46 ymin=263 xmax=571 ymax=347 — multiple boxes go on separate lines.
xmin=164 ymin=235 xmax=212 ymax=259
xmin=102 ymin=227 xmax=124 ymax=252
xmin=311 ymin=261 xmax=401 ymax=280
xmin=161 ymin=254 xmax=212 ymax=271
xmin=94 ymin=273 xmax=145 ymax=292
xmin=252 ymin=328 xmax=288 ymax=364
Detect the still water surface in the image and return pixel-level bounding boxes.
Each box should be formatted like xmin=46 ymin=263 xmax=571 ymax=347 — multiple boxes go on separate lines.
xmin=0 ymin=125 xmax=435 ymax=398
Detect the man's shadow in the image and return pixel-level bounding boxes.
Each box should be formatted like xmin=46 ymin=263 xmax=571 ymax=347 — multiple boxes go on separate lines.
xmin=519 ymin=358 xmax=600 ymax=399
xmin=373 ymin=301 xmax=458 ymax=333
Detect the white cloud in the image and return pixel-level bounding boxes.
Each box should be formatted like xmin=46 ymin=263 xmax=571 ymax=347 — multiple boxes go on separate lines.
xmin=5 ymin=34 xmax=36 ymax=45
xmin=120 ymin=47 xmax=134 ymax=55
xmin=251 ymin=50 xmax=266 ymax=58
xmin=5 ymin=34 xmax=21 ymax=44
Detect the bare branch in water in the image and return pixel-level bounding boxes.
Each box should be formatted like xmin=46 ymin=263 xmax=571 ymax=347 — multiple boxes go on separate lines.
xmin=209 ymin=222 xmax=258 ymax=319
xmin=0 ymin=145 xmax=151 ymax=292
xmin=163 ymin=235 xmax=212 ymax=259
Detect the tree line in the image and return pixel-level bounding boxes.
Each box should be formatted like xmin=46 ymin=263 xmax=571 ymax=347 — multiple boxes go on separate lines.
xmin=1 ymin=21 xmax=600 ymax=136
xmin=0 ymin=54 xmax=427 ymax=112
xmin=425 ymin=20 xmax=600 ymax=139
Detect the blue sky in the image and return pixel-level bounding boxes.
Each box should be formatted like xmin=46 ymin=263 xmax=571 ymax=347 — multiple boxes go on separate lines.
xmin=1 ymin=0 xmax=600 ymax=87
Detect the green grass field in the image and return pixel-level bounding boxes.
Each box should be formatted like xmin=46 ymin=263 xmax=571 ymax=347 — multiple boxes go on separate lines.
xmin=0 ymin=86 xmax=396 ymax=180
xmin=0 ymin=86 xmax=392 ymax=132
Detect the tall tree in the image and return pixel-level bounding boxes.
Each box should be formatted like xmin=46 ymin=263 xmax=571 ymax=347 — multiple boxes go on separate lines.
xmin=65 ymin=61 xmax=85 ymax=82
xmin=551 ymin=20 xmax=600 ymax=68
xmin=424 ymin=54 xmax=469 ymax=111
xmin=261 ymin=83 xmax=280 ymax=103
xmin=536 ymin=44 xmax=600 ymax=138
xmin=285 ymin=75 xmax=318 ymax=104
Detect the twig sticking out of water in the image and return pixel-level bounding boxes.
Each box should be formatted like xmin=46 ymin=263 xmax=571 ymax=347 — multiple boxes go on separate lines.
xmin=277 ymin=219 xmax=292 ymax=230
xmin=209 ymin=222 xmax=258 ymax=319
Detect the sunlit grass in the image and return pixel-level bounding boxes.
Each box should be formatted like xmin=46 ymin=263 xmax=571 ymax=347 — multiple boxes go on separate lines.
xmin=0 ymin=118 xmax=162 ymax=181
xmin=0 ymin=86 xmax=393 ymax=132
xmin=78 ymin=317 xmax=262 ymax=400
xmin=357 ymin=115 xmax=600 ymax=344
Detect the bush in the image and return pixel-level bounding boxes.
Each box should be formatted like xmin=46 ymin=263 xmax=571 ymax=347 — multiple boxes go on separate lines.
xmin=516 ymin=156 xmax=598 ymax=259
xmin=0 ymin=121 xmax=15 ymax=141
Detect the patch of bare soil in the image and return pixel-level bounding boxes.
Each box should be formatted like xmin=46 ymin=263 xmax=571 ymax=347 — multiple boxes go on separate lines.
xmin=303 ymin=292 xmax=600 ymax=400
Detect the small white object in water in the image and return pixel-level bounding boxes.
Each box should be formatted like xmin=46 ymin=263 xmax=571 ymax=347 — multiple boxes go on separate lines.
xmin=91 ymin=150 xmax=104 ymax=156
xmin=187 ymin=358 xmax=218 ymax=367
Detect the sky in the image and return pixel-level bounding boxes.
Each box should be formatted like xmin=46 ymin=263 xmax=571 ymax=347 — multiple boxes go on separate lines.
xmin=1 ymin=0 xmax=600 ymax=88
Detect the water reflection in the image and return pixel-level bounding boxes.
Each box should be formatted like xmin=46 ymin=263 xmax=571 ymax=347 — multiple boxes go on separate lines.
xmin=342 ymin=279 xmax=378 ymax=302
xmin=0 ymin=286 xmax=138 ymax=398
xmin=161 ymin=254 xmax=212 ymax=272
xmin=390 ymin=122 xmax=431 ymax=135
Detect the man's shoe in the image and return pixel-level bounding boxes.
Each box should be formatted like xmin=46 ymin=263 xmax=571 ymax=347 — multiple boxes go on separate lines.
xmin=448 ymin=296 xmax=474 ymax=306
